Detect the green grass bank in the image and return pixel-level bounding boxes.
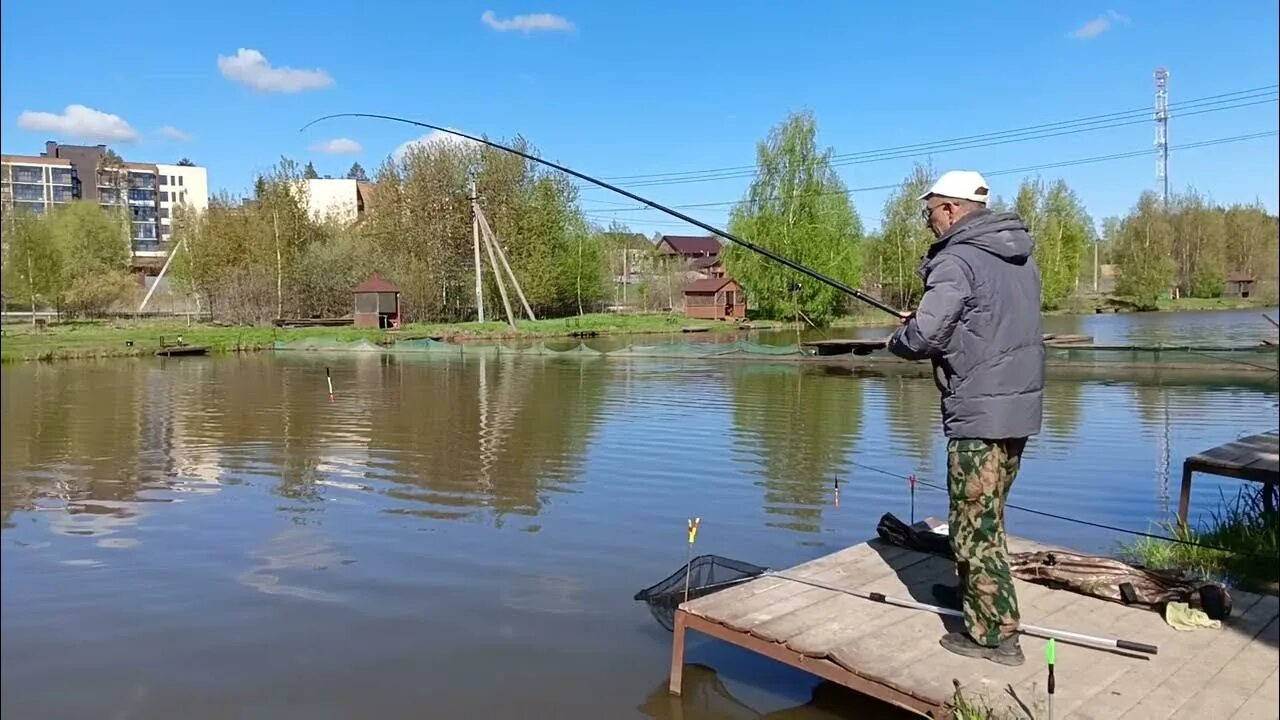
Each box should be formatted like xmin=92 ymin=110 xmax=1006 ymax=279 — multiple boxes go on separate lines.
xmin=0 ymin=313 xmax=745 ymax=363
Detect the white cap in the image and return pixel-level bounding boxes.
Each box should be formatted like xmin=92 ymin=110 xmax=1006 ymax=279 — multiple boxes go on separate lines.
xmin=919 ymin=170 xmax=990 ymax=204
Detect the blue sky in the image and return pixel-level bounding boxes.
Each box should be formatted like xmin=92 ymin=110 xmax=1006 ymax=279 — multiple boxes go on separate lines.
xmin=2 ymin=2 xmax=1276 ymax=236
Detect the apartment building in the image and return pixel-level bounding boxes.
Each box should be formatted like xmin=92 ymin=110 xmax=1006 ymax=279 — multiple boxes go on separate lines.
xmin=1 ymin=142 xmax=208 ymax=271
xmin=155 ymin=163 xmax=209 ymax=244
xmin=0 ymin=154 xmax=76 ymax=213
xmin=296 ymin=177 xmax=375 ymax=224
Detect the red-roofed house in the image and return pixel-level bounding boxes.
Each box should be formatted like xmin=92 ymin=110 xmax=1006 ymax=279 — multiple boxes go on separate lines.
xmin=656 ymin=235 xmax=721 ymax=259
xmin=683 ymin=277 xmax=745 ymax=321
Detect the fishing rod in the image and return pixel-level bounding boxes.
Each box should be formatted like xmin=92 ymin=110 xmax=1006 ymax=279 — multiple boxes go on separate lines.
xmin=769 ymin=571 xmax=1158 ymax=656
xmin=299 ymin=113 xmax=904 ymax=319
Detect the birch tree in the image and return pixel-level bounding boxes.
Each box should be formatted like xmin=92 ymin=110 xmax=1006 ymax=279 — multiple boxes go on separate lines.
xmin=722 ymin=111 xmax=864 ymax=323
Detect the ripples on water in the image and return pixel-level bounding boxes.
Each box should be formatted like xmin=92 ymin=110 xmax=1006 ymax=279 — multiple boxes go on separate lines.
xmin=2 ymin=314 xmax=1277 ymax=719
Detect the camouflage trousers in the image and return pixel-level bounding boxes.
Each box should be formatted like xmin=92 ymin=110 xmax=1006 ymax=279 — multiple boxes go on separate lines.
xmin=947 ymin=437 xmax=1026 ymax=647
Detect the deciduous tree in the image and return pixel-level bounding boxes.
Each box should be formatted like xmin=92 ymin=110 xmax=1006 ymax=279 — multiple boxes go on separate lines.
xmin=723 ymin=111 xmax=864 ymax=324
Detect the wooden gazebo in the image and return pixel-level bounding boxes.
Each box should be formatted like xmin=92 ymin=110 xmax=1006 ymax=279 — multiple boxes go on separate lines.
xmin=683 ymin=277 xmax=745 ymax=321
xmin=353 ymin=273 xmax=401 ymax=329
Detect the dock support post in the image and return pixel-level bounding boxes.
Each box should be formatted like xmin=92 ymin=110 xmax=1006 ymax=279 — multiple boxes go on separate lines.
xmin=668 ymin=609 xmax=687 ymax=695
xmin=1177 ymin=462 xmax=1194 ymax=527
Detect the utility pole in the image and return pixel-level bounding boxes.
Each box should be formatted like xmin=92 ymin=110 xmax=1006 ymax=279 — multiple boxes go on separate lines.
xmin=477 ymin=205 xmax=517 ymax=330
xmin=470 ymin=181 xmax=485 ymax=323
xmin=1093 ymin=239 xmax=1099 ymax=293
xmin=1154 ymin=67 xmax=1170 ymax=205
xmin=477 ymin=210 xmax=536 ymax=321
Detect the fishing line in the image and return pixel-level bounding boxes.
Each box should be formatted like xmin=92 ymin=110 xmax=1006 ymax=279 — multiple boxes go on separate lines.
xmin=1181 ymin=347 xmax=1279 ymax=374
xmin=299 ymin=114 xmax=903 ymax=319
xmin=845 ymin=459 xmax=1279 ymax=560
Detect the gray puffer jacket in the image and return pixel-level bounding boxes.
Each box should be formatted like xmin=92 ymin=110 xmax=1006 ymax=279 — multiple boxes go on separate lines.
xmin=888 ymin=209 xmax=1044 ymax=440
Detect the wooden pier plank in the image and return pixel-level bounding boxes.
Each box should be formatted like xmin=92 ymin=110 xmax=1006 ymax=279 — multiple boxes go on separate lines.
xmin=683 ymin=543 xmax=909 ymax=625
xmin=1230 ymin=666 xmax=1280 ymax=720
xmin=670 ymin=532 xmax=1280 ymax=719
xmin=1168 ymin=617 xmax=1280 ymax=720
xmin=682 ymin=543 xmax=882 ymax=617
xmin=826 ymin=572 xmax=1096 ymax=712
xmin=1070 ymin=591 xmax=1269 ymax=719
xmin=694 ymin=545 xmax=920 ymax=630
xmin=783 ymin=556 xmax=956 ymax=656
xmin=719 ymin=548 xmax=925 ymax=634
xmin=749 ymin=555 xmax=950 ymax=642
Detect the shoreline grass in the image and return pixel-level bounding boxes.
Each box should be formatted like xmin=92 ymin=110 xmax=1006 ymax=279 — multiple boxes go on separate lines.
xmin=2 ymin=295 xmax=1274 ymax=364
xmin=0 ymin=313 xmax=744 ymax=363
xmin=1120 ymin=485 xmax=1280 ymax=594
xmin=949 ymin=682 xmax=1039 ymax=720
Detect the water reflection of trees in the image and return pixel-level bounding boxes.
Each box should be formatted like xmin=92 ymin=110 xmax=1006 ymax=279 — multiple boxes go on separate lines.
xmin=1041 ymin=379 xmax=1084 ymax=443
xmin=179 ymin=354 xmax=614 ymax=524
xmin=880 ymin=376 xmax=937 ymax=466
xmin=727 ymin=365 xmax=862 ymax=534
xmin=2 ymin=355 xmax=612 ymax=529
xmin=2 ymin=363 xmax=150 ymax=527
xmin=366 ymin=354 xmax=612 ymax=523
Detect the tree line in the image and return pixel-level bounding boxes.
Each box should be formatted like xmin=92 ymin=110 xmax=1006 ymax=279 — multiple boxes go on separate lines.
xmin=2 ymin=111 xmax=1276 ymax=322
xmin=722 ymin=111 xmax=1278 ymax=319
xmin=1 ymin=202 xmax=136 ymax=318
xmin=172 ymin=138 xmax=609 ymax=324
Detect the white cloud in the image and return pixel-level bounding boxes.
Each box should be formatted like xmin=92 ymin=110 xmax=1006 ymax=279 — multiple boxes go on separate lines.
xmin=216 ymin=48 xmax=333 ymax=93
xmin=312 ymin=137 xmax=363 ymax=155
xmin=158 ymin=125 xmax=192 ymax=141
xmin=1069 ymin=10 xmax=1131 ymax=40
xmin=481 ymin=10 xmax=574 ymax=33
xmin=17 ymin=104 xmax=139 ymax=142
xmin=394 ymin=130 xmax=476 ymax=160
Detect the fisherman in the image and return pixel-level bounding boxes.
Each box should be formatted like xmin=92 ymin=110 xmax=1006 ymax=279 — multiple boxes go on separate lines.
xmin=887 ymin=170 xmax=1045 ymax=666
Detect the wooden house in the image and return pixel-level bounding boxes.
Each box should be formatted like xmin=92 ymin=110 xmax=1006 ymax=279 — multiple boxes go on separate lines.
xmin=683 ymin=277 xmax=745 ymax=321
xmin=1224 ymin=272 xmax=1256 ymax=299
xmin=353 ymin=273 xmax=401 ymax=329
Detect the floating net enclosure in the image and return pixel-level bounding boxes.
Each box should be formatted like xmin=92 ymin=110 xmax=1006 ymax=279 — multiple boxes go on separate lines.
xmin=634 ymin=555 xmax=769 ymax=631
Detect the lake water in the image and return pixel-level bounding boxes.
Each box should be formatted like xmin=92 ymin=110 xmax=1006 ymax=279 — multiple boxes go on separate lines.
xmin=2 ymin=309 xmax=1277 ymax=719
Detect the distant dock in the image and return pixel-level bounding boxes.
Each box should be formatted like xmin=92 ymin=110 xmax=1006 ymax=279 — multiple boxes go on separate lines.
xmin=667 ymin=531 xmax=1279 ymax=718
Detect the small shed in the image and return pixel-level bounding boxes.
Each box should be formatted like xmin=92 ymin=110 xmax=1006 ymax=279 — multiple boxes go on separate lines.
xmin=1224 ymin=272 xmax=1256 ymax=299
xmin=683 ymin=277 xmax=745 ymax=321
xmin=353 ymin=273 xmax=401 ymax=329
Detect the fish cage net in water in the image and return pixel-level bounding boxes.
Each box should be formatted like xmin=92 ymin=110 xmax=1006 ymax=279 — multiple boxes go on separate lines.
xmin=634 ymin=555 xmax=768 ymax=631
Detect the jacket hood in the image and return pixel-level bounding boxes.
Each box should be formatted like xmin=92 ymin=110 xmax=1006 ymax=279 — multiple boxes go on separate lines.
xmin=928 ymin=209 xmax=1034 ymax=263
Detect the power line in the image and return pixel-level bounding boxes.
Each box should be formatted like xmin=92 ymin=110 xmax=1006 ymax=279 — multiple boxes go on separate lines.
xmin=581 ymin=130 xmax=1278 ymax=217
xmin=593 ymin=84 xmax=1278 ymax=184
xmin=591 ymin=96 xmax=1276 ymax=190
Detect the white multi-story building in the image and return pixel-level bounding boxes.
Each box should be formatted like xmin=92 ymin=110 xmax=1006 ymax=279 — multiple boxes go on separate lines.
xmin=296 ymin=178 xmax=374 ymax=224
xmin=155 ymin=163 xmax=209 ymax=243
xmin=1 ymin=143 xmax=210 ymax=274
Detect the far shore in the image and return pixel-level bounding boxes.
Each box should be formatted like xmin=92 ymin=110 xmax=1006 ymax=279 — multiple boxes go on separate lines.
xmin=2 ymin=296 xmax=1275 ymax=364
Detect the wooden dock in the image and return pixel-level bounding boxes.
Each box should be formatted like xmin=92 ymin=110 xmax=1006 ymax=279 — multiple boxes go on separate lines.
xmin=668 ymin=534 xmax=1279 ymax=719
xmin=800 ymin=339 xmax=888 ymax=356
xmin=1179 ymin=429 xmax=1279 ymax=525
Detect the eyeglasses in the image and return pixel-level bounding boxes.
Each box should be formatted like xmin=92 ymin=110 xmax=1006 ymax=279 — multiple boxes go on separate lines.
xmin=921 ymin=202 xmax=949 ymax=223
